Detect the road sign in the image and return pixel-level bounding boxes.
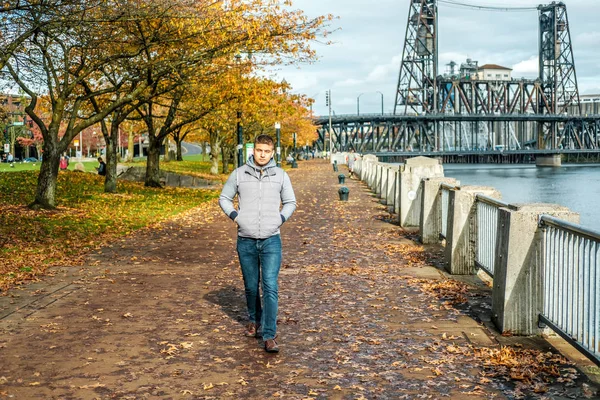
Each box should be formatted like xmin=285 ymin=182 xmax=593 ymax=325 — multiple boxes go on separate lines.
xmin=13 ymin=122 xmax=23 ymax=126
xmin=73 ymin=139 xmax=79 ymax=147
xmin=3 ymin=143 xmax=8 ymax=153
xmin=245 ymin=143 xmax=254 ymax=162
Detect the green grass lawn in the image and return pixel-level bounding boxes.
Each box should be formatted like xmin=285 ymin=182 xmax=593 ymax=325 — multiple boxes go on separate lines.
xmin=127 ymin=154 xmax=232 ymax=182
xmin=0 ymin=160 xmax=99 ymax=173
xmin=0 ymin=170 xmax=218 ymax=290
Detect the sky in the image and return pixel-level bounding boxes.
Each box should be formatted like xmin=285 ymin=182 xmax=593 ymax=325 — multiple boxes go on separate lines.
xmin=275 ymin=0 xmax=600 ymax=117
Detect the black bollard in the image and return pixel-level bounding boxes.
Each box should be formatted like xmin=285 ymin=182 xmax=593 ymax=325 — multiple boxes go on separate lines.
xmin=338 ymin=186 xmax=349 ymax=201
xmin=333 ymin=163 xmax=338 ymax=172
xmin=338 ymin=174 xmax=345 ymax=184
xmin=291 ymin=159 xmax=298 ymax=168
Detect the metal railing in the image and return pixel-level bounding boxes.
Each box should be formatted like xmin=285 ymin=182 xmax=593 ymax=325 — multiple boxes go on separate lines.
xmin=439 ymin=183 xmax=454 ymax=239
xmin=539 ymin=215 xmax=600 ymax=365
xmin=475 ymin=195 xmax=511 ymax=277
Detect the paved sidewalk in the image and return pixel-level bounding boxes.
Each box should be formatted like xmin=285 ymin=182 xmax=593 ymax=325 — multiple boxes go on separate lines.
xmin=0 ymin=159 xmax=598 ymax=399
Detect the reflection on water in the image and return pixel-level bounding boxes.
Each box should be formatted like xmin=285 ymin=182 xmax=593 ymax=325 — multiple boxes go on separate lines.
xmin=443 ymin=164 xmax=600 ymax=231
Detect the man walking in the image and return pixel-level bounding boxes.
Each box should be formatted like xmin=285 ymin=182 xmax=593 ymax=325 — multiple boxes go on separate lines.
xmin=219 ymin=134 xmax=296 ymax=353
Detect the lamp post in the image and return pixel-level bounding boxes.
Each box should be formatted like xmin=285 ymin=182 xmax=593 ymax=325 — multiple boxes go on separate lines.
xmin=292 ymin=132 xmax=296 ymax=153
xmin=376 ymin=91 xmax=384 ymax=115
xmin=274 ymin=122 xmax=281 ymax=167
xmin=235 ymin=53 xmax=244 ymax=167
xmin=358 ymin=92 xmax=384 ymax=116
xmin=237 ymin=111 xmax=243 ymax=167
xmin=357 ymin=93 xmax=364 ymax=116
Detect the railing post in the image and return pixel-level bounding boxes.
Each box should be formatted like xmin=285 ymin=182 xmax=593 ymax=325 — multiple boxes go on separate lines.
xmin=386 ymin=167 xmax=397 ymax=208
xmin=419 ymin=178 xmax=459 ymax=244
xmin=492 ymin=204 xmax=579 ymax=335
xmin=445 ymin=186 xmax=501 ymax=275
xmin=394 ymin=168 xmax=400 ymax=215
xmin=376 ymin=164 xmax=383 ymax=197
xmin=398 ymin=157 xmax=444 ymax=228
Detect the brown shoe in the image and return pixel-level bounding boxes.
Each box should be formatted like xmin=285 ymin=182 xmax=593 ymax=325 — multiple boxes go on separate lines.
xmin=244 ymin=323 xmax=260 ymax=338
xmin=264 ymin=338 xmax=279 ymax=353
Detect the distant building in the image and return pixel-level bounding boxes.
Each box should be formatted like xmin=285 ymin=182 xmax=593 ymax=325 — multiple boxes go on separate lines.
xmin=444 ymin=59 xmax=513 ymax=81
xmin=0 ymin=93 xmax=28 ymax=111
xmin=477 ymin=64 xmax=512 ymax=81
xmin=459 ymin=58 xmax=479 ymax=79
xmin=580 ymin=94 xmax=600 ymax=115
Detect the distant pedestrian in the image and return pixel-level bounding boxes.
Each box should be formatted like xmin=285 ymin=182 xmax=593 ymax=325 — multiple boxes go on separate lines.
xmin=96 ymin=157 xmax=106 ymax=176
xmin=7 ymin=153 xmax=13 ymax=163
xmin=347 ymin=150 xmax=356 ymax=178
xmin=219 ymin=134 xmax=296 ymax=353
xmin=59 ymin=156 xmax=68 ymax=170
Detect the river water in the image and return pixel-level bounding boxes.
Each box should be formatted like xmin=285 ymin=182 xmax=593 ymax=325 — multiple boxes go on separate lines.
xmin=442 ymin=164 xmax=600 ymax=231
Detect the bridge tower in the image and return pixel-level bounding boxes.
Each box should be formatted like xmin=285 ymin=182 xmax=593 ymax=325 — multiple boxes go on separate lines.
xmin=538 ymin=2 xmax=581 ymax=148
xmin=393 ymin=0 xmax=438 ymax=115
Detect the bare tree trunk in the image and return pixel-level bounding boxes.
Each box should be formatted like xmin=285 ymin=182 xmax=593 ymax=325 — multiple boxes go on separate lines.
xmin=31 ymin=140 xmax=60 ymax=209
xmin=209 ymin=131 xmax=221 ymax=175
xmin=104 ymin=131 xmax=118 ymax=193
xmin=127 ymin=128 xmax=134 ymax=161
xmin=163 ymin=136 xmax=170 ymax=162
xmin=221 ymin=146 xmax=231 ymax=174
xmin=176 ymin=138 xmax=183 ymax=161
xmin=145 ymin=136 xmax=162 ymax=187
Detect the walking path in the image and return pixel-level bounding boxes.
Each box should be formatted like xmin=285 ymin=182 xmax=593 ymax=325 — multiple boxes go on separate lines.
xmin=0 ymin=159 xmax=598 ymax=399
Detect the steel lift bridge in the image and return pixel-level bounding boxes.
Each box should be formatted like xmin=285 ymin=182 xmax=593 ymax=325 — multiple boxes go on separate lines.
xmin=313 ymin=0 xmax=600 ymax=163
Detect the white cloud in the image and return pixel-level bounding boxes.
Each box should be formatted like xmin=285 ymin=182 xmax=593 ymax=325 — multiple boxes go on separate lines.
xmin=512 ymin=56 xmax=539 ymax=78
xmin=276 ymin=0 xmax=599 ymax=115
xmin=334 ymin=78 xmax=364 ymax=87
xmin=366 ymin=55 xmax=402 ymax=83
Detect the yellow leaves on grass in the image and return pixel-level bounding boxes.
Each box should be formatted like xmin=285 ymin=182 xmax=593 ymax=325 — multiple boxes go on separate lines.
xmin=0 ymin=171 xmax=218 ymax=290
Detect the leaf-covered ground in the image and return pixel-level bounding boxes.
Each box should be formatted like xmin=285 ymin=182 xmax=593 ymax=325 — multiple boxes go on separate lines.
xmin=0 ymin=159 xmax=598 ymax=399
xmin=128 ymin=157 xmax=231 ymax=182
xmin=0 ymin=171 xmax=218 ymax=289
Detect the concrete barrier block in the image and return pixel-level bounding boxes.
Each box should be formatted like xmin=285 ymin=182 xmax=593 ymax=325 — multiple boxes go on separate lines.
xmin=398 ymin=157 xmax=444 ymax=228
xmin=492 ymin=204 xmax=579 ymax=335
xmin=386 ymin=167 xmax=397 ymax=207
xmin=445 ymin=186 xmax=501 ymax=275
xmin=419 ymin=177 xmax=460 ymax=244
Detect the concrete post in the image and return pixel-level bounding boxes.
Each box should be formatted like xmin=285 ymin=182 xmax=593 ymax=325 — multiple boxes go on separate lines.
xmin=536 ymin=154 xmax=561 ymax=167
xmin=379 ymin=165 xmax=388 ymax=202
xmin=445 ymin=186 xmax=501 ymax=275
xmin=379 ymin=165 xmax=387 ymax=198
xmin=394 ymin=169 xmax=400 ymax=215
xmin=419 ymin=177 xmax=460 ymax=244
xmin=398 ymin=157 xmax=444 ymax=227
xmin=492 ymin=204 xmax=579 ymax=335
xmin=386 ymin=167 xmax=397 ymax=207
xmin=373 ymin=163 xmax=381 ymax=197
xmin=361 ymin=155 xmax=377 ymax=183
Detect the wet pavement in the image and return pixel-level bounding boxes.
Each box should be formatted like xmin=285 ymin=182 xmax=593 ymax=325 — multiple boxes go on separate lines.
xmin=0 ymin=159 xmax=598 ymax=399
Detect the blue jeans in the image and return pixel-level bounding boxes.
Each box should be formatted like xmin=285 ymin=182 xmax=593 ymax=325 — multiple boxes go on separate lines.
xmin=236 ymin=234 xmax=282 ymax=340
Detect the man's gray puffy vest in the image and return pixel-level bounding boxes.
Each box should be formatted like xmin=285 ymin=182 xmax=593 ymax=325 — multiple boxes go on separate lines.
xmin=219 ymin=157 xmax=296 ymax=239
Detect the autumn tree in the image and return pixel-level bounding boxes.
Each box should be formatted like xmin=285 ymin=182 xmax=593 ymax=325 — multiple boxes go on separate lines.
xmin=0 ymin=0 xmax=159 ymax=208
xmin=131 ymin=0 xmax=331 ymax=186
xmin=193 ymin=75 xmax=316 ymax=174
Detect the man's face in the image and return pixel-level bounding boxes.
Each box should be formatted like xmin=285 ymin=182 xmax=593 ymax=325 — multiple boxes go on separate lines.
xmin=254 ymin=142 xmax=274 ymax=167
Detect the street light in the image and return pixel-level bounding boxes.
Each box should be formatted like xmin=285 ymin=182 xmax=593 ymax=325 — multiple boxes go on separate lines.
xmin=376 ymin=91 xmax=384 ymax=115
xmin=274 ymin=122 xmax=281 ymax=167
xmin=235 ymin=53 xmax=244 ymax=167
xmin=357 ymin=92 xmax=384 ymax=116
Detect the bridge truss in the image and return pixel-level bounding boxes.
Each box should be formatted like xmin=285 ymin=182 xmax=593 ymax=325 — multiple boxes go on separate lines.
xmin=314 ymin=1 xmax=600 ymax=156
xmin=314 ymin=113 xmax=600 ymax=155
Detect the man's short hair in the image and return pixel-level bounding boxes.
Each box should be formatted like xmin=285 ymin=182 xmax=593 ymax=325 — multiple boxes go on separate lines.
xmin=255 ymin=134 xmax=275 ymax=147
